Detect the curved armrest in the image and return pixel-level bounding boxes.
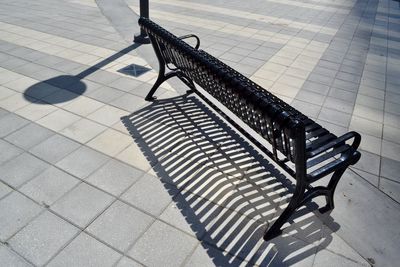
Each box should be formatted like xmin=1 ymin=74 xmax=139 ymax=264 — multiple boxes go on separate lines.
xmin=179 ymin=34 xmax=200 ymax=49
xmin=307 ymin=131 xmax=361 ymax=158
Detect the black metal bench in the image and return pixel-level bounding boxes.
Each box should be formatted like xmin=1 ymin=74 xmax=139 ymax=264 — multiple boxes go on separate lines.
xmin=139 ymin=17 xmax=361 ymax=240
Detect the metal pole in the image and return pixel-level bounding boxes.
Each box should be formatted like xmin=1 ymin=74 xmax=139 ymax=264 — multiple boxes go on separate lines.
xmin=134 ymin=0 xmax=150 ymax=44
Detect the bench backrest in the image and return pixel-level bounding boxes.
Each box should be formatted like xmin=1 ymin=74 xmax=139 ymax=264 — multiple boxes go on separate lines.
xmin=139 ymin=18 xmax=307 ymax=174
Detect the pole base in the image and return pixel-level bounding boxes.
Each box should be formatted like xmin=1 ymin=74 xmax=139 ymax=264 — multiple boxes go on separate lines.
xmin=134 ymin=33 xmax=150 ymax=44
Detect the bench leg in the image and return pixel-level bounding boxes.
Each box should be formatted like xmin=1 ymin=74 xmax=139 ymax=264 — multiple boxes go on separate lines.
xmin=263 ymin=185 xmax=305 ymax=241
xmin=319 ymin=167 xmax=347 ymax=214
xmin=145 ymin=71 xmax=178 ymax=101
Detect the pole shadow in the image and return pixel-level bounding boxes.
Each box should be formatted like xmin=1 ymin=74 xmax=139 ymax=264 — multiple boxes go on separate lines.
xmin=23 ymin=43 xmax=141 ymax=104
xmin=122 ymin=94 xmax=339 ymax=266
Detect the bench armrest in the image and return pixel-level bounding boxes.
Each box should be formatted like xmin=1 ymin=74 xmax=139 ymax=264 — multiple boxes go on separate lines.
xmin=307 ymin=131 xmax=361 ymax=158
xmin=179 ymin=34 xmax=200 ymax=49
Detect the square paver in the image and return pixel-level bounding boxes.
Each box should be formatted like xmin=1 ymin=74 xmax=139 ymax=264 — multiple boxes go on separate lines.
xmin=87 ymin=128 xmax=132 ymax=157
xmin=87 ymin=105 xmax=128 ymax=126
xmin=14 ymin=101 xmax=58 ymax=121
xmin=121 ymin=174 xmax=178 ymax=216
xmin=29 ymin=134 xmax=81 ymax=164
xmin=0 ymin=181 xmax=12 ymax=200
xmin=60 ymin=118 xmax=106 ymax=143
xmin=0 ymin=152 xmax=50 ymax=188
xmin=36 ymin=109 xmax=81 ymax=132
xmin=47 ymin=232 xmax=121 ymax=267
xmin=0 ymin=245 xmax=32 ymax=267
xmin=0 ymin=93 xmax=35 ymax=112
xmin=9 ymin=211 xmax=79 ymax=266
xmin=20 ymin=167 xmax=80 ymax=206
xmin=51 ymin=183 xmax=114 ymax=227
xmin=87 ymin=201 xmax=154 ymax=252
xmin=87 ymin=86 xmax=125 ymax=103
xmin=128 ymin=220 xmax=198 ymax=267
xmin=0 ymin=113 xmax=29 ymax=137
xmin=5 ymin=123 xmax=54 ymax=150
xmin=56 ymin=146 xmax=110 ymax=178
xmin=86 ymin=159 xmax=144 ymax=196
xmin=115 ymin=257 xmax=143 ymax=267
xmin=0 ymin=139 xmax=23 ymax=165
xmin=63 ymin=96 xmax=104 ymax=116
xmin=0 ymin=191 xmax=42 ymax=241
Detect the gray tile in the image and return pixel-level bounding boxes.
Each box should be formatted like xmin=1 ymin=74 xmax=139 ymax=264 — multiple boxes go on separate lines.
xmin=0 ymin=181 xmax=12 ymax=199
xmin=115 ymin=257 xmax=143 ymax=267
xmin=323 ymin=97 xmax=354 ymax=114
xmin=0 ymin=192 xmax=42 ymax=241
xmin=184 ymin=243 xmax=245 ymax=267
xmin=110 ymin=93 xmax=147 ymax=112
xmin=0 ymin=245 xmax=32 ymax=267
xmin=0 ymin=113 xmax=29 ymax=138
xmin=381 ymin=140 xmax=400 ymax=162
xmin=353 ymin=150 xmax=381 ymax=176
xmin=88 ymin=86 xmax=125 ymax=103
xmin=47 ymin=232 xmax=121 ymax=267
xmin=86 ymin=159 xmax=144 ymax=196
xmin=29 ymin=134 xmax=80 ymax=164
xmin=328 ymin=87 xmax=357 ymax=103
xmin=0 ymin=153 xmax=50 ymax=188
xmin=381 ymin=157 xmax=400 ymax=183
xmin=121 ymin=174 xmax=178 ymax=216
xmin=56 ymin=146 xmax=110 ymax=179
xmin=301 ymin=81 xmax=330 ymax=95
xmin=109 ymin=77 xmax=143 ymax=92
xmin=379 ymin=178 xmax=400 ymax=203
xmin=51 ymin=183 xmax=114 ymax=227
xmin=5 ymin=123 xmax=54 ymax=150
xmin=9 ymin=211 xmax=79 ymax=266
xmin=314 ymin=249 xmax=365 ymax=267
xmin=318 ymin=107 xmax=351 ymax=127
xmin=20 ymin=167 xmax=80 ymax=206
xmin=128 ymin=220 xmax=198 ymax=267
xmin=295 ymin=90 xmax=325 ymax=105
xmin=87 ymin=201 xmax=154 ymax=252
xmin=0 ymin=139 xmax=23 ymax=165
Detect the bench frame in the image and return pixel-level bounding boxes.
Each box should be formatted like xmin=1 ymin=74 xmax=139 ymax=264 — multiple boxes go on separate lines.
xmin=139 ymin=18 xmax=361 ymax=241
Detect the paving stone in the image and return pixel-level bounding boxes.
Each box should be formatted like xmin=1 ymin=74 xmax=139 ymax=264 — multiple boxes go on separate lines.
xmin=313 ymin=249 xmax=365 ymax=267
xmin=109 ymin=77 xmax=143 ymax=92
xmin=290 ymin=99 xmax=321 ymax=118
xmin=56 ymin=146 xmax=110 ymax=178
xmin=0 ymin=181 xmax=12 ymax=199
xmin=349 ymin=116 xmax=382 ymax=138
xmin=0 ymin=152 xmax=50 ymax=188
xmin=0 ymin=245 xmax=32 ymax=267
xmin=323 ymin=96 xmax=354 ymax=114
xmin=115 ymin=257 xmax=143 ymax=267
xmin=47 ymin=232 xmax=121 ymax=267
xmin=87 ymin=128 xmax=132 ymax=157
xmin=0 ymin=139 xmax=23 ymax=165
xmin=5 ymin=123 xmax=54 ymax=150
xmin=0 ymin=86 xmax=16 ymax=100
xmin=318 ymin=107 xmax=351 ymax=127
xmin=14 ymin=101 xmax=58 ymax=121
xmin=20 ymin=166 xmax=80 ymax=206
xmin=60 ymin=118 xmax=107 ymax=143
xmin=110 ymin=93 xmax=147 ymax=112
xmin=381 ymin=140 xmax=400 ymax=162
xmin=63 ymin=96 xmax=104 ymax=116
xmin=36 ymin=109 xmax=81 ymax=132
xmin=30 ymin=134 xmax=81 ymax=164
xmin=379 ymin=178 xmax=400 ymax=203
xmin=87 ymin=86 xmax=125 ymax=103
xmin=87 ymin=105 xmax=128 ymax=126
xmin=9 ymin=211 xmax=79 ymax=266
xmin=184 ymin=243 xmax=245 ymax=267
xmin=86 ymin=159 xmax=143 ymax=196
xmin=128 ymin=220 xmax=198 ymax=267
xmin=87 ymin=201 xmax=154 ymax=252
xmin=0 ymin=113 xmax=29 ymax=137
xmin=0 ymin=192 xmax=42 ymax=241
xmin=121 ymin=174 xmax=178 ymax=216
xmin=51 ymin=183 xmax=114 ymax=227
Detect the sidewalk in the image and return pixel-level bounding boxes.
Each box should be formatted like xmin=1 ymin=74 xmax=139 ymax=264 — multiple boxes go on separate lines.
xmin=0 ymin=0 xmax=399 ymax=266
